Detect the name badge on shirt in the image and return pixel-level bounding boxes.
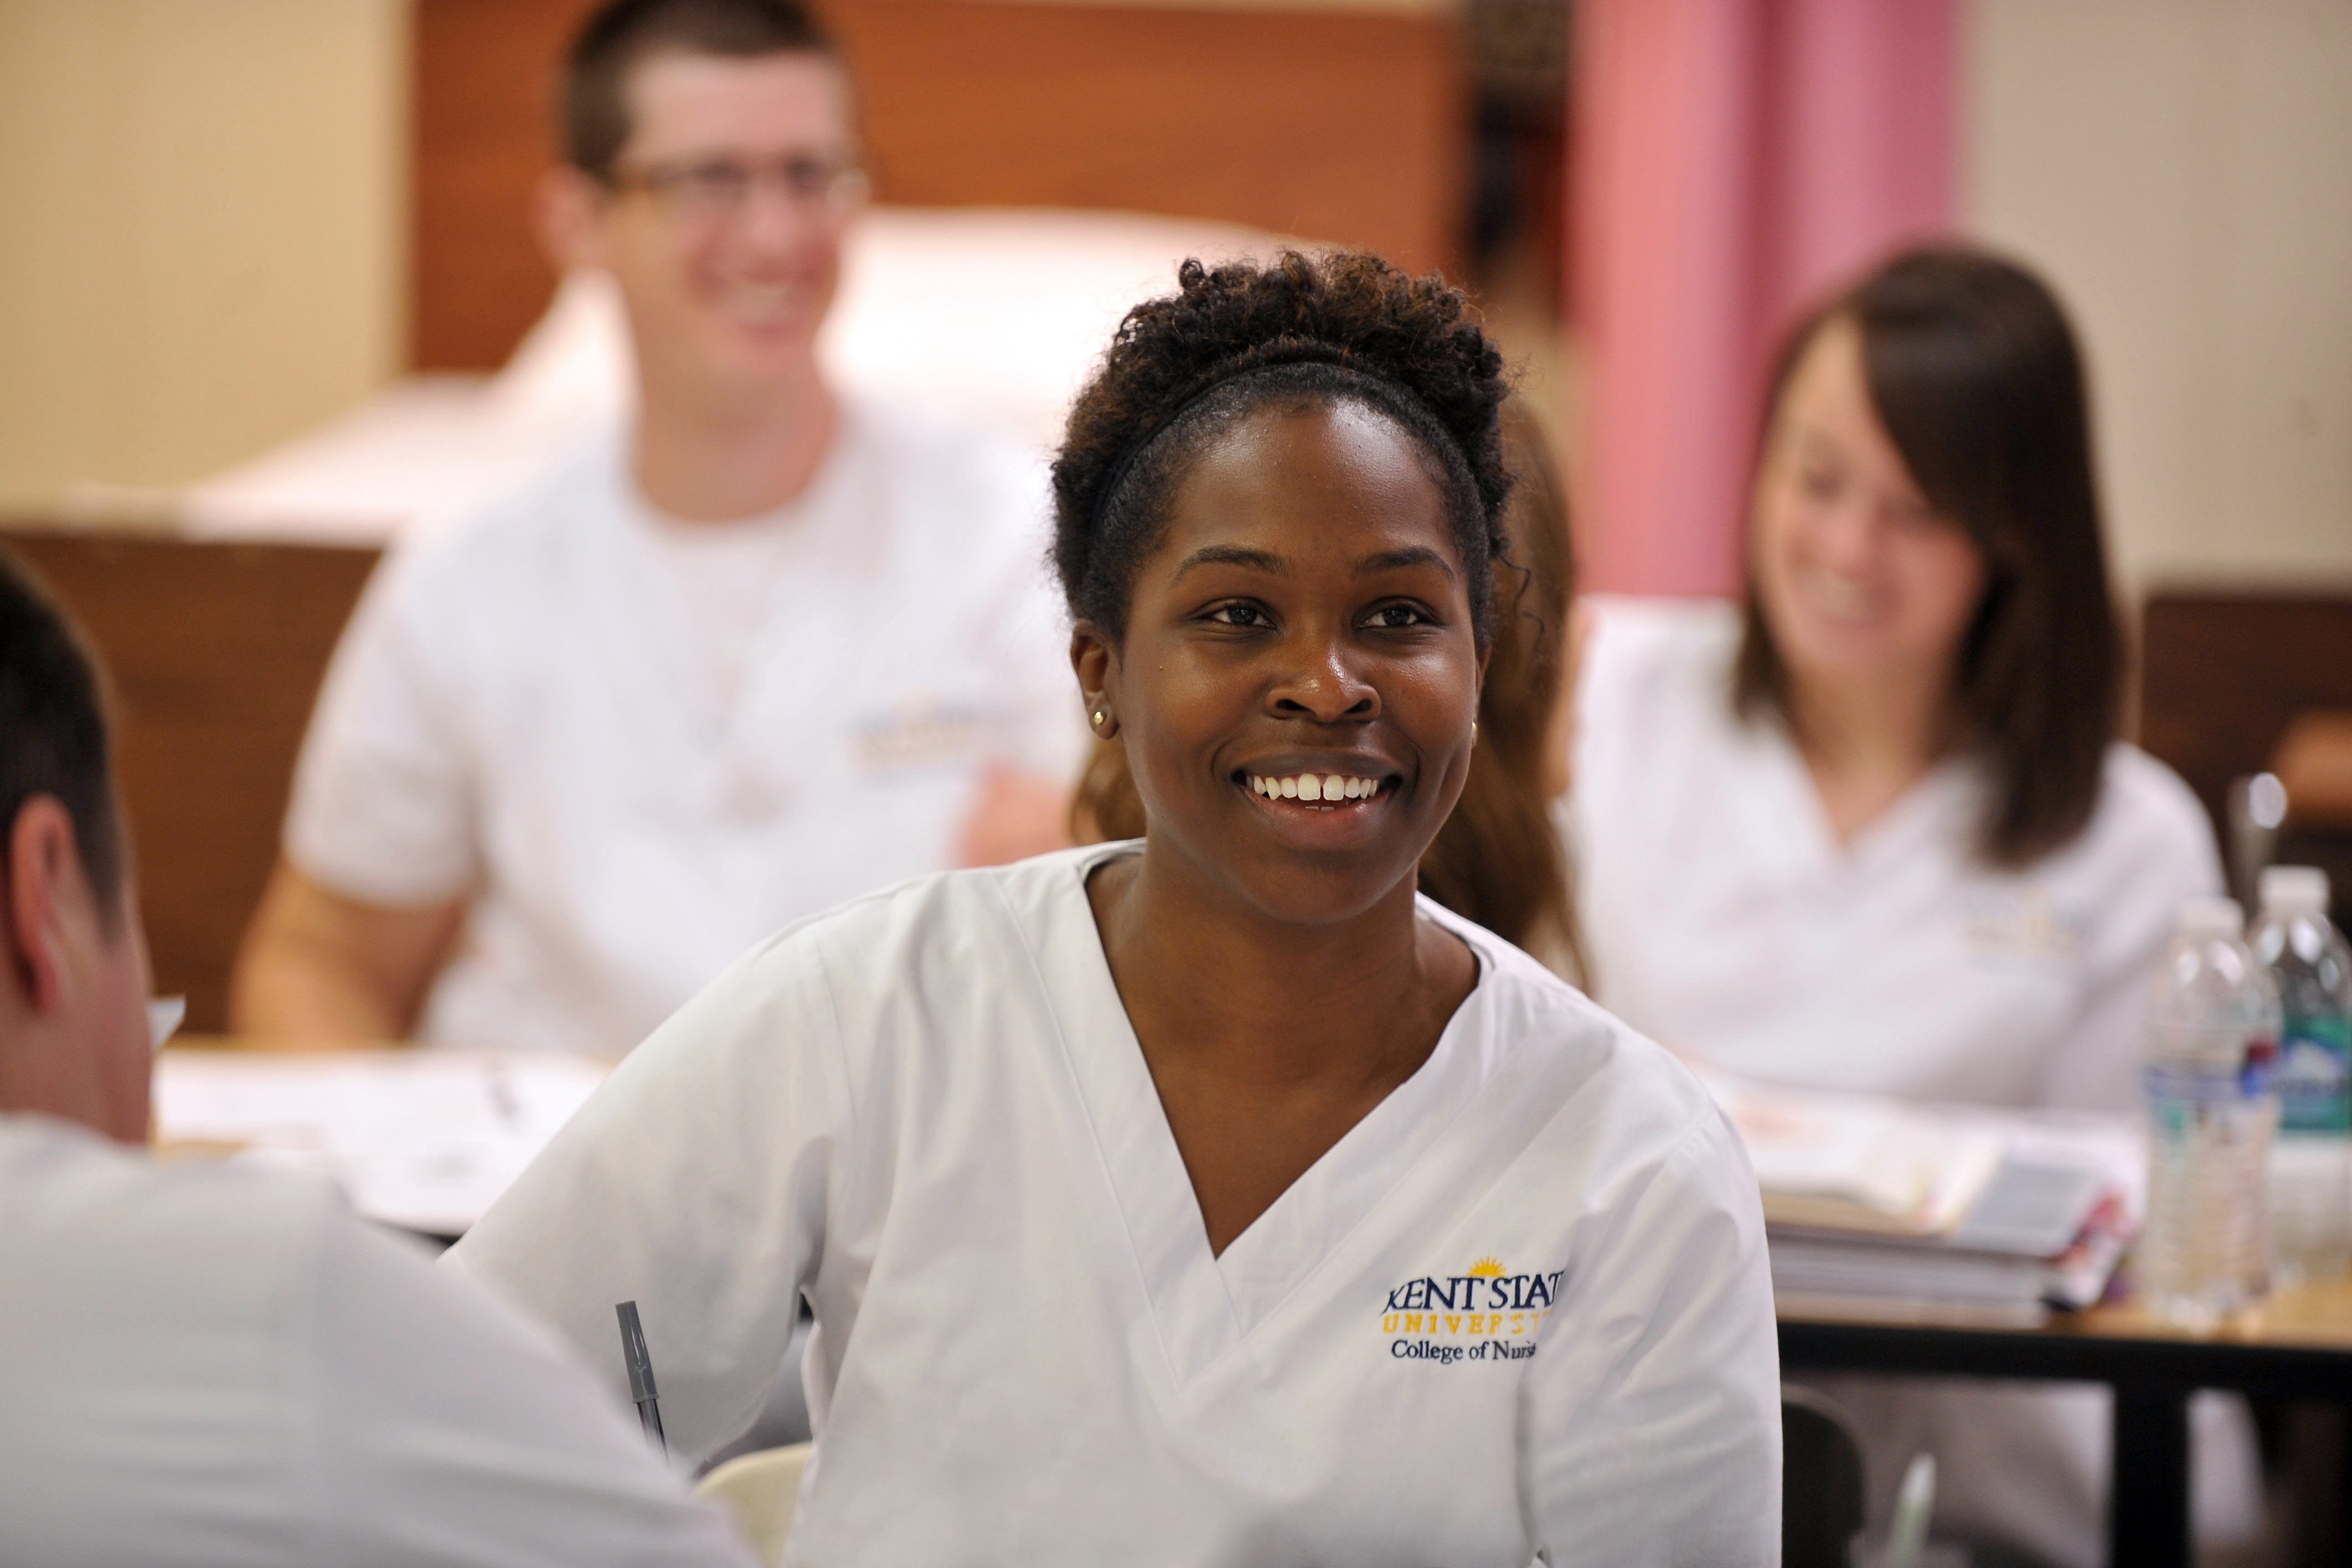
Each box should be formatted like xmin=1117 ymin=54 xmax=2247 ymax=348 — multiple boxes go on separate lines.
xmin=1379 ymin=1256 xmax=1562 ymax=1364
xmin=1962 ymin=888 xmax=2086 ymax=967
xmin=853 ymin=692 xmax=992 ymax=777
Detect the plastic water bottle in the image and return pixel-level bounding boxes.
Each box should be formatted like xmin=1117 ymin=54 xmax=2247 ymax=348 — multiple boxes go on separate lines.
xmin=2251 ymin=867 xmax=2352 ymax=1284
xmin=2139 ymin=897 xmax=2281 ymax=1327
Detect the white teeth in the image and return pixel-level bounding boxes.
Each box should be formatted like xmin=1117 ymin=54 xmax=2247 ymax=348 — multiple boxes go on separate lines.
xmin=1248 ymin=774 xmax=1383 ymax=802
xmin=1802 ymin=569 xmax=1874 ymax=618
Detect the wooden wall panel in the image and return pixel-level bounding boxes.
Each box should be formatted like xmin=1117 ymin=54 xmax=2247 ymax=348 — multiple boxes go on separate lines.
xmin=1 ymin=531 xmax=381 ymax=1033
xmin=830 ymin=3 xmax=1463 ymax=266
xmin=412 ymin=0 xmax=590 ymax=372
xmin=412 ymin=0 xmax=1466 ymax=370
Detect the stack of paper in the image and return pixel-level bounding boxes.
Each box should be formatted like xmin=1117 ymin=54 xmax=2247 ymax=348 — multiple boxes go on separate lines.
xmin=154 ymin=1048 xmax=611 ymax=1236
xmin=1696 ymin=1068 xmax=2144 ymax=1327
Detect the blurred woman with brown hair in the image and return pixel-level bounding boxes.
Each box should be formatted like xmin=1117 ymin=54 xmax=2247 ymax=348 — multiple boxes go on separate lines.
xmin=1074 ymin=399 xmax=1586 ymax=982
xmin=1568 ymin=245 xmax=2254 ymax=1568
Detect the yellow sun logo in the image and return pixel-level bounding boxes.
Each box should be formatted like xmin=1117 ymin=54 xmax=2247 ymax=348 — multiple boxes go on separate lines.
xmin=1468 ymin=1256 xmax=1505 ymax=1277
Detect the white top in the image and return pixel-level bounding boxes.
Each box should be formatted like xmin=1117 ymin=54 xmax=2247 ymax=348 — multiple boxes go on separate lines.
xmin=449 ymin=844 xmax=1783 ymax=1567
xmin=287 ymin=398 xmax=1083 ymax=1057
xmin=1568 ymin=597 xmax=2224 ymax=1115
xmin=0 ymin=1113 xmax=751 ymax=1568
xmin=1566 ymin=597 xmax=2243 ymax=1567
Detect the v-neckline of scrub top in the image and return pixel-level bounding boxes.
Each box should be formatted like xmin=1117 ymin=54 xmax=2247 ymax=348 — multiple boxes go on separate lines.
xmin=1033 ymin=842 xmax=1499 ymax=1391
xmin=1741 ymin=710 xmax=1979 ymax=887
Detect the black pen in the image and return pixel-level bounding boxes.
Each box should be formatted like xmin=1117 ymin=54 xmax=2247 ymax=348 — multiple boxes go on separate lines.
xmin=615 ymin=1300 xmax=667 ymax=1456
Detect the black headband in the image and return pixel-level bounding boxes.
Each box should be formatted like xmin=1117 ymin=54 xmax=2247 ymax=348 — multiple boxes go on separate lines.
xmin=1090 ymin=348 xmax=1462 ymax=528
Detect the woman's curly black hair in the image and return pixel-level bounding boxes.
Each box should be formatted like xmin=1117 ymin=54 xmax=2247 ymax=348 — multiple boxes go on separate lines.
xmin=1051 ymin=251 xmax=1515 ymax=645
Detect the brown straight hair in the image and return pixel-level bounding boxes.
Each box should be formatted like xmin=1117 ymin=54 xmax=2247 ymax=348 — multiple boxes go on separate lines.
xmin=1071 ymin=400 xmax=1586 ymax=983
xmin=1734 ymin=246 xmax=2121 ymax=868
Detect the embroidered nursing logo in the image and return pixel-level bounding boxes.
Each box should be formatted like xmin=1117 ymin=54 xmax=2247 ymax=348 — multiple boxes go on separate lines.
xmin=1962 ymin=888 xmax=2086 ymax=965
xmin=1381 ymin=1257 xmax=1563 ymax=1365
xmin=852 ymin=692 xmax=991 ymax=775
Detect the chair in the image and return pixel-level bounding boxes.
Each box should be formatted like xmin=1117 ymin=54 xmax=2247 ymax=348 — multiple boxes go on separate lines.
xmin=691 ymin=1448 xmax=813 ymax=1568
xmin=694 ymin=1442 xmax=813 ymax=1568
xmin=0 ymin=528 xmax=380 ymax=1030
xmin=1784 ymin=1387 xmax=1868 ymax=1568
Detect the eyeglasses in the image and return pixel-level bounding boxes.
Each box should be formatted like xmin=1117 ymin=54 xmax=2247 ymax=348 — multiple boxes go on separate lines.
xmin=606 ymin=151 xmax=870 ymax=223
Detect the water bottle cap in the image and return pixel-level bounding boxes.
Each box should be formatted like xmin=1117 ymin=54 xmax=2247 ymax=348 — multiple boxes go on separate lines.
xmin=2258 ymin=865 xmax=2330 ymax=914
xmin=2176 ymin=896 xmax=2243 ymax=937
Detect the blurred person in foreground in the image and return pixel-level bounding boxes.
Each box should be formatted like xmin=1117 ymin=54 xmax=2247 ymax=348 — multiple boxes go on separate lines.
xmin=1566 ymin=246 xmax=2258 ymax=1567
xmin=0 ymin=549 xmax=754 ymax=1567
xmin=232 ymin=0 xmax=1077 ymax=1056
xmin=1070 ymin=399 xmax=1585 ymax=978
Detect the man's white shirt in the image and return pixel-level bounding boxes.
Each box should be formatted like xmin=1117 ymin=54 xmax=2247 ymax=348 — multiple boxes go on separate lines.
xmin=0 ymin=1113 xmax=752 ymax=1567
xmin=450 ymin=844 xmax=1783 ymax=1567
xmin=287 ymin=396 xmax=1082 ymax=1057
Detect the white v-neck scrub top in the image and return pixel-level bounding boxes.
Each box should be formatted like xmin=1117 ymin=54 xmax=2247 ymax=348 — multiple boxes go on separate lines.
xmin=449 ymin=844 xmax=1782 ymax=1566
xmin=1567 ymin=596 xmax=2223 ymax=1115
xmin=1566 ymin=597 xmax=2252 ymax=1568
xmin=286 ymin=398 xmax=1082 ymax=1058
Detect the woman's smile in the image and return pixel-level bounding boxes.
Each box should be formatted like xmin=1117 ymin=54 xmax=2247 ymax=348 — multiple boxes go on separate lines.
xmin=1243 ymin=770 xmax=1391 ymax=804
xmin=1234 ymin=751 xmax=1406 ymax=853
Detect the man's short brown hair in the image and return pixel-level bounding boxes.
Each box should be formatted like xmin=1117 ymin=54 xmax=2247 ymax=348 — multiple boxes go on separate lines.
xmin=561 ymin=0 xmax=839 ymax=182
xmin=0 ymin=549 xmax=125 ymax=921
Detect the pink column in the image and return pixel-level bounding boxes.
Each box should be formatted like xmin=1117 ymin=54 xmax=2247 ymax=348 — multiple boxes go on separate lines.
xmin=1569 ymin=0 xmax=1957 ymax=598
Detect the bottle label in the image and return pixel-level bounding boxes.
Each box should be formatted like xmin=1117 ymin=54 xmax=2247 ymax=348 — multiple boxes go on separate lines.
xmin=2275 ymin=1014 xmax=2352 ymax=1135
xmin=2143 ymin=1064 xmax=2250 ymax=1134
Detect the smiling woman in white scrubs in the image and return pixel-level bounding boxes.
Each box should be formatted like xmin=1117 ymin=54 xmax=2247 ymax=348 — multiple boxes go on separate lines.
xmin=452 ymin=251 xmax=1781 ymax=1565
xmin=1568 ymin=248 xmax=2247 ymax=1567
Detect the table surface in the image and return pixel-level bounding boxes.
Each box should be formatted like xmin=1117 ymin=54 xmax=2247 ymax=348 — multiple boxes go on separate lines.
xmin=1778 ymin=1275 xmax=2352 ymax=1406
xmin=170 ymin=1039 xmax=2352 ymax=1358
xmin=2069 ymin=1275 xmax=2352 ymax=1350
xmin=1781 ymin=1276 xmax=2352 ymax=1351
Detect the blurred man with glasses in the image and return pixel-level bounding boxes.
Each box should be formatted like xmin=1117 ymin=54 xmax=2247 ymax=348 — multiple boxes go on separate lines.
xmin=234 ymin=0 xmax=1079 ymax=1058
xmin=0 ymin=548 xmax=756 ymax=1565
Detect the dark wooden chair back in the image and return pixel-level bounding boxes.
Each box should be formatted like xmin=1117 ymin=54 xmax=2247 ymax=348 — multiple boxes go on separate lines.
xmin=2139 ymin=591 xmax=2352 ymax=835
xmin=1783 ymin=1387 xmax=1868 ymax=1568
xmin=2139 ymin=590 xmax=2352 ymax=926
xmin=1 ymin=529 xmax=381 ymax=1032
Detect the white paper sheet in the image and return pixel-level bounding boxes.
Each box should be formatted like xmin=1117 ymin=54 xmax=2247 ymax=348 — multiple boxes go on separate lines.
xmin=154 ymin=1048 xmax=610 ymax=1235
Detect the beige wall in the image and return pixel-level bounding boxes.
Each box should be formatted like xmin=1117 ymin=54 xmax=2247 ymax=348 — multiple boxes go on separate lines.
xmin=1964 ymin=0 xmax=2352 ymax=595
xmin=0 ymin=0 xmax=407 ymax=513
xmin=2 ymin=0 xmax=2344 ymax=573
